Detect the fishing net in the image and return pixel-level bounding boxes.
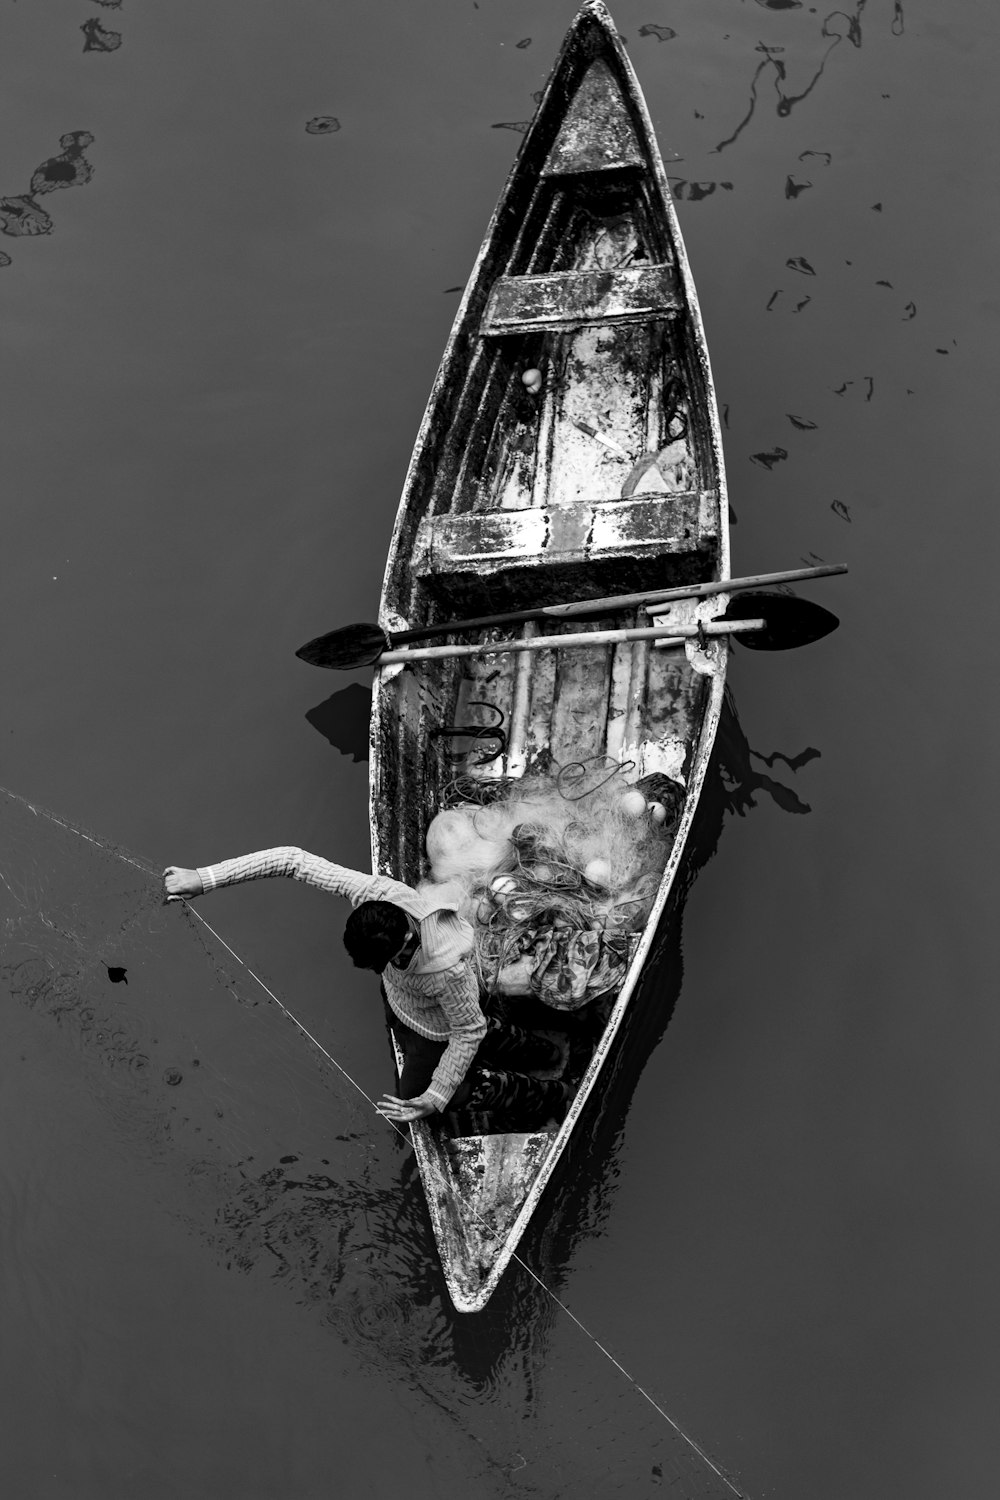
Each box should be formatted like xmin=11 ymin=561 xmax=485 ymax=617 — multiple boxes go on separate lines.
xmin=425 ymin=762 xmax=684 ymax=1006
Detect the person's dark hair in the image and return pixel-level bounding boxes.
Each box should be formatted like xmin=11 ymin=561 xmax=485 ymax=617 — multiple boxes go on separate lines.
xmin=343 ymin=900 xmax=410 ymax=972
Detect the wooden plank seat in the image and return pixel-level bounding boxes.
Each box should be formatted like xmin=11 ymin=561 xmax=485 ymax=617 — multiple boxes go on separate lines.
xmin=482 ymin=264 xmax=680 ymax=336
xmin=412 ymin=491 xmax=718 ymax=607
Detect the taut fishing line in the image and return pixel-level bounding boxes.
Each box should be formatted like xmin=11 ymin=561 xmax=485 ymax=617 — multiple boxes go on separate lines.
xmin=0 ymin=783 xmax=748 ymax=1498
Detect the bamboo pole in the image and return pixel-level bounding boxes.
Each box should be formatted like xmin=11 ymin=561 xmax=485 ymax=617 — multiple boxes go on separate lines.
xmin=378 ymin=618 xmax=765 ymax=667
xmin=542 ymin=563 xmax=847 ymax=619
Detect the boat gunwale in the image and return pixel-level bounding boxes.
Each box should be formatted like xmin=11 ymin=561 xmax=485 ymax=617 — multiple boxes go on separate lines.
xmin=367 ymin=0 xmax=732 ymax=1311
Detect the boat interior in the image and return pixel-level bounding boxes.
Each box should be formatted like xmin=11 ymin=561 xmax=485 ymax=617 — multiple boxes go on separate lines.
xmin=373 ymin=48 xmax=726 ymax=1141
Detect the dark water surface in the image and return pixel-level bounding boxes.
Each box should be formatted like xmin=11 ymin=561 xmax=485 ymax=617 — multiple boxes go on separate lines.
xmin=2 ymin=2 xmax=998 ymax=1496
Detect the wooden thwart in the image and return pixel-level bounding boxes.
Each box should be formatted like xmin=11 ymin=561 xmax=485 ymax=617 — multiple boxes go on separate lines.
xmin=482 ymin=264 xmax=680 ymax=335
xmin=416 ymin=492 xmax=714 ymax=578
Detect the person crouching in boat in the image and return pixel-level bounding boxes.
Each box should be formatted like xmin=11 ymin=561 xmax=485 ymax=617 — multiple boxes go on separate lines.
xmin=162 ymin=847 xmax=568 ymax=1127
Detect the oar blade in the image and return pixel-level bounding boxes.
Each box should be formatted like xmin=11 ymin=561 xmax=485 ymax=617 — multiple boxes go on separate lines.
xmin=295 ymin=623 xmax=389 ymax=670
xmin=723 ymin=591 xmax=840 ymax=650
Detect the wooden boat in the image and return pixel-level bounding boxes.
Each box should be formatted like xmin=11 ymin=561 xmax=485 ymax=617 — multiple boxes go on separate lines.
xmin=370 ymin=0 xmax=729 ymax=1312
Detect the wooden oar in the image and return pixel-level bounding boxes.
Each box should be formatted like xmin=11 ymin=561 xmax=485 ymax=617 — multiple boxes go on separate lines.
xmin=378 ymin=618 xmax=766 ymax=667
xmin=720 ymin=590 xmax=839 ymax=650
xmin=295 ymin=563 xmax=846 ymax=670
xmin=650 ymin=590 xmax=840 ymax=652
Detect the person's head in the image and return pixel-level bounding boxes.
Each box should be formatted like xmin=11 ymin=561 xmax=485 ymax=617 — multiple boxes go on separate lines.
xmin=343 ymin=900 xmax=413 ymax=973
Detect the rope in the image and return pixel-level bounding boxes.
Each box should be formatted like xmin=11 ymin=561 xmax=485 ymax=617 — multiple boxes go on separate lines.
xmin=0 ymin=783 xmax=749 ymax=1499
xmin=186 ymin=899 xmax=747 ymax=1496
xmin=555 ymin=753 xmax=635 ymax=801
xmin=181 ymin=903 xmax=387 ymax=1115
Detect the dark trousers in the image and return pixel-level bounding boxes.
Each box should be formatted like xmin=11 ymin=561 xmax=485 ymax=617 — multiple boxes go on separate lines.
xmin=387 ymin=1004 xmax=565 ymax=1123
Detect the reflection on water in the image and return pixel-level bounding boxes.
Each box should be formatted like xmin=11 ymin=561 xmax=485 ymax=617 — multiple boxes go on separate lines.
xmin=0 ymin=688 xmax=819 ymax=1496
xmin=715 ymin=687 xmax=816 ymax=817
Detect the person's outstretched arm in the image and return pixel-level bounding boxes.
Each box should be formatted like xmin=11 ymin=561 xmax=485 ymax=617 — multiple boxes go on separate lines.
xmin=162 ymin=847 xmax=416 ymax=907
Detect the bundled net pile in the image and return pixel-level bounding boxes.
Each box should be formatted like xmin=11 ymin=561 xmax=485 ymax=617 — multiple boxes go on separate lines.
xmin=423 ymin=764 xmax=682 ymax=1008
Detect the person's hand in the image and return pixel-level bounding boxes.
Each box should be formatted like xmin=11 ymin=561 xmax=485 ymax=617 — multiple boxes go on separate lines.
xmin=162 ymin=867 xmax=204 ymax=903
xmin=377 ymin=1092 xmax=438 ymax=1123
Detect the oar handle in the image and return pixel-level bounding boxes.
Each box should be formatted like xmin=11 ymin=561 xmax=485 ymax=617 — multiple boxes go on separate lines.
xmin=378 ymin=619 xmax=765 ymax=667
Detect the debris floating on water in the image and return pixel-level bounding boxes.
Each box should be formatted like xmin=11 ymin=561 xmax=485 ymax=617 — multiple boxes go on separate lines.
xmin=31 ymin=132 xmax=95 ymax=195
xmin=0 ymin=132 xmax=96 ymax=254
xmin=750 ymin=447 xmax=788 ymax=469
xmin=668 ymin=179 xmax=732 ymax=201
xmin=0 ymin=195 xmax=54 ymax=237
xmin=81 ymin=17 xmax=121 ymax=51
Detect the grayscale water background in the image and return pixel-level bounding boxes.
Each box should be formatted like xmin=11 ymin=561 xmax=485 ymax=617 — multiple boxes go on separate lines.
xmin=2 ymin=2 xmax=998 ymax=1496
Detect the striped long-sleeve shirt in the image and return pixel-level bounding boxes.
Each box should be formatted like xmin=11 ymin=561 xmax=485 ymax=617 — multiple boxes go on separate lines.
xmin=195 ymin=847 xmax=484 ymax=1110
